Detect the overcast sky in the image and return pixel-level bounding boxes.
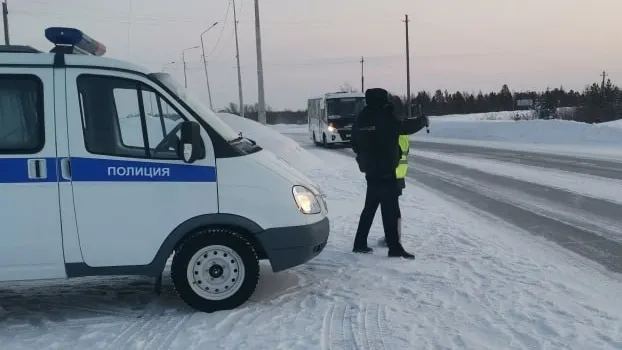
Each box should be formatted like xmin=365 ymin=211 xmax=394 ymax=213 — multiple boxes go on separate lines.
xmin=8 ymin=0 xmax=622 ymax=110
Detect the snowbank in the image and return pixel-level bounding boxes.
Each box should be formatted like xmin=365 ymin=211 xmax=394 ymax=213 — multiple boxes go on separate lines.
xmin=430 ymin=110 xmax=533 ymax=121
xmin=415 ymin=119 xmax=621 ymax=146
xmin=218 ymin=113 xmax=322 ymax=170
xmin=602 ymin=119 xmax=622 ymax=128
xmin=270 ymin=123 xmax=309 ymax=135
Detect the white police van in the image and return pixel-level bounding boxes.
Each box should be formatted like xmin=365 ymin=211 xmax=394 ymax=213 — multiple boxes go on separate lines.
xmin=0 ymin=27 xmax=329 ymax=313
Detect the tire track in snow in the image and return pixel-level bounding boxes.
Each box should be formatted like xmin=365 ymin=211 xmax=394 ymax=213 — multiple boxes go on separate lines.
xmin=105 ymin=301 xmax=171 ymax=350
xmin=152 ymin=313 xmax=193 ymax=350
xmin=254 ymin=259 xmax=348 ymax=308
xmin=363 ymin=303 xmax=386 ymax=350
xmin=323 ymin=302 xmax=386 ymax=350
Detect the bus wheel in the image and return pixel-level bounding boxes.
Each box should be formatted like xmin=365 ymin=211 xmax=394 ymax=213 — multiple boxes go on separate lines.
xmin=313 ymin=132 xmax=320 ymax=146
xmin=322 ymin=134 xmax=328 ymax=147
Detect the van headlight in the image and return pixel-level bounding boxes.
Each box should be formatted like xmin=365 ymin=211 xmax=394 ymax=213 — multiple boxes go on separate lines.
xmin=292 ymin=185 xmax=321 ymax=214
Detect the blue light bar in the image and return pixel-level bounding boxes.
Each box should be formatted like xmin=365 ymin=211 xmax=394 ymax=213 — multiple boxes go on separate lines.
xmin=44 ymin=27 xmax=107 ymax=56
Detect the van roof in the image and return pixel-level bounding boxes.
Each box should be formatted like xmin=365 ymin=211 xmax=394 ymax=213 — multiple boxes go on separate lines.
xmin=0 ymin=48 xmax=151 ymax=75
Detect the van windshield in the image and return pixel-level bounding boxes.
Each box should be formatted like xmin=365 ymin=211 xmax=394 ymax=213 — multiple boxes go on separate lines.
xmin=149 ymin=72 xmax=240 ymax=142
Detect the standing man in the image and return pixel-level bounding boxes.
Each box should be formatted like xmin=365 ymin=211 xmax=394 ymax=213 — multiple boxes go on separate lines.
xmin=377 ymin=132 xmax=410 ymax=248
xmin=351 ymin=88 xmax=428 ymax=259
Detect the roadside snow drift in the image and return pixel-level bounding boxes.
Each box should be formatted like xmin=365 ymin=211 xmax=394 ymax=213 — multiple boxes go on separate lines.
xmin=414 ymin=118 xmax=622 ymax=146
xmin=603 ymin=119 xmax=622 ymax=128
xmin=430 ymin=110 xmax=534 ymax=121
xmin=270 ymin=123 xmax=309 ymax=135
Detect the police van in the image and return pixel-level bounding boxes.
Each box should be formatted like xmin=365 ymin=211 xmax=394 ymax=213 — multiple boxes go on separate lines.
xmin=0 ymin=27 xmax=329 ymax=313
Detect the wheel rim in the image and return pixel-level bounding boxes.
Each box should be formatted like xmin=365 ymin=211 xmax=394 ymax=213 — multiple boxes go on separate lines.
xmin=186 ymin=245 xmax=246 ymax=301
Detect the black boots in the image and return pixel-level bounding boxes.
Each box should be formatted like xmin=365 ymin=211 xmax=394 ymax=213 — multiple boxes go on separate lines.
xmin=353 ymin=245 xmax=374 ymax=254
xmin=353 ymin=242 xmax=415 ymax=259
xmin=388 ymin=247 xmax=415 ymax=260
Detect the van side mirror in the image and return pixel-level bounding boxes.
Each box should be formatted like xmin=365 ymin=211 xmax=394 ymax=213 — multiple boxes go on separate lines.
xmin=178 ymin=121 xmax=205 ymax=163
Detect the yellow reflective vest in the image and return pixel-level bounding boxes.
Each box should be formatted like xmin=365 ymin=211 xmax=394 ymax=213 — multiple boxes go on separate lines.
xmin=396 ymin=135 xmax=409 ymax=179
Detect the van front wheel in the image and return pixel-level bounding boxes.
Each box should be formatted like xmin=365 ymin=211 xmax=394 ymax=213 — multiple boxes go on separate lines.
xmin=171 ymin=228 xmax=260 ymax=313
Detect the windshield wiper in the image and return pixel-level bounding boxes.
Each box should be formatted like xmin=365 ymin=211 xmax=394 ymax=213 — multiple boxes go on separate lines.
xmin=229 ymin=132 xmax=244 ymax=143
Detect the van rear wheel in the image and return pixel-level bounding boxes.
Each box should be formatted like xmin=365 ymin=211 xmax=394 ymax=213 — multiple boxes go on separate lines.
xmin=171 ymin=228 xmax=260 ymax=313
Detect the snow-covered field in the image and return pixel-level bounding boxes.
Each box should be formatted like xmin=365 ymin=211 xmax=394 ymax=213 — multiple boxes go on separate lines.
xmin=412 ymin=118 xmax=622 ymax=160
xmin=273 ymin=113 xmax=622 ymax=160
xmin=2 ymin=113 xmax=621 ymax=349
xmin=429 ymin=110 xmax=534 ymax=121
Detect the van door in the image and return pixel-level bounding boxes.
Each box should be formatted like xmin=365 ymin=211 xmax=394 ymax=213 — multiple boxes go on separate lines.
xmin=0 ymin=69 xmax=66 ymax=281
xmin=63 ymin=69 xmax=218 ymax=268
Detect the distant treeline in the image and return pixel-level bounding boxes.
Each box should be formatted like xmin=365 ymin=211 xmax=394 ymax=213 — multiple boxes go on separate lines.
xmin=220 ymin=78 xmax=622 ymax=124
xmin=219 ymin=102 xmax=306 ymax=125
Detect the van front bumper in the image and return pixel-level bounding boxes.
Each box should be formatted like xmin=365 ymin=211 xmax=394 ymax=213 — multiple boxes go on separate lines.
xmin=254 ymin=217 xmax=330 ymax=272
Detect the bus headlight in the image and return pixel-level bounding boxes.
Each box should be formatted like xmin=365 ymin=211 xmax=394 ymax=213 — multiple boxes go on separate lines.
xmin=327 ymin=124 xmax=336 ymax=132
xmin=292 ymin=185 xmax=321 ymax=214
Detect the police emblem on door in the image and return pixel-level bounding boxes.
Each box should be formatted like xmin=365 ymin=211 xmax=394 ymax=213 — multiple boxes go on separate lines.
xmin=183 ymin=144 xmax=193 ymax=162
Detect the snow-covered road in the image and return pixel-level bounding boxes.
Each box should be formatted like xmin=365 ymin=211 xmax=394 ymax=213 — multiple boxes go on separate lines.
xmin=285 ymin=132 xmax=622 ymax=274
xmin=411 ymin=141 xmax=622 ymax=181
xmin=1 ymin=119 xmax=621 ymax=350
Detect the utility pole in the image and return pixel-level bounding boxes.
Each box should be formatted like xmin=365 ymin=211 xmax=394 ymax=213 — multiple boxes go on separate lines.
xmin=360 ymin=56 xmax=364 ymax=92
xmin=404 ymin=14 xmax=411 ymax=119
xmin=601 ymin=70 xmax=608 ymax=101
xmin=601 ymin=70 xmax=608 ymax=89
xmin=232 ymin=0 xmax=244 ymax=118
xmin=200 ymin=22 xmax=219 ymax=109
xmin=254 ymin=0 xmax=266 ymax=124
xmin=2 ymin=0 xmax=9 ymax=45
xmin=181 ymin=46 xmax=199 ymax=89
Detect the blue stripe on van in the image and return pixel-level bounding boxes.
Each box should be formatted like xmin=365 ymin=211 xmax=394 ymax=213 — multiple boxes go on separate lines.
xmin=0 ymin=158 xmax=58 ymax=183
xmin=0 ymin=157 xmax=216 ymax=183
xmin=70 ymin=157 xmax=217 ymax=182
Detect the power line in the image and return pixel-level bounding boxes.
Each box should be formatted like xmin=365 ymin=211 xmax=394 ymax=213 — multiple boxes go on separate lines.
xmin=151 ymin=51 xmax=529 ymax=71
xmin=206 ymin=1 xmax=231 ymax=58
xmin=212 ymin=0 xmax=246 ymax=59
xmin=126 ymin=0 xmax=132 ymax=57
xmin=11 ymin=7 xmax=401 ymax=27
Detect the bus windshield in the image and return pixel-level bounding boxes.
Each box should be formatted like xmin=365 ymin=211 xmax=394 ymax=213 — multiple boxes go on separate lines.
xmin=326 ymin=97 xmax=365 ymax=117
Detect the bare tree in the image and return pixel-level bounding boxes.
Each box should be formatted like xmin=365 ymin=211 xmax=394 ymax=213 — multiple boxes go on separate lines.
xmin=339 ymin=82 xmax=357 ymax=93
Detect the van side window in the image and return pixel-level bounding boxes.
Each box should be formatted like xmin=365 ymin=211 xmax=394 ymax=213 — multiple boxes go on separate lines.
xmin=0 ymin=75 xmax=44 ymax=154
xmin=78 ymin=75 xmax=186 ymax=160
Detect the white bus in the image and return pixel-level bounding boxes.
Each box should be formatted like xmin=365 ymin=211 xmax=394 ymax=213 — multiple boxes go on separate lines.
xmin=308 ymin=92 xmax=365 ymax=147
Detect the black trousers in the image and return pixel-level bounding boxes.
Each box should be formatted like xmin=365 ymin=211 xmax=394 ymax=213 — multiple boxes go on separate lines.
xmin=354 ymin=180 xmax=401 ymax=249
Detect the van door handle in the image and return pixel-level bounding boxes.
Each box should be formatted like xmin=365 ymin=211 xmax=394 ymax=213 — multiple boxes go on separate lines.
xmin=27 ymin=159 xmax=47 ymax=180
xmin=60 ymin=158 xmax=72 ymax=180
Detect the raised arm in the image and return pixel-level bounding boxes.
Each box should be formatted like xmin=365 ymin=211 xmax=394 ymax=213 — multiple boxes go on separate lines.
xmin=398 ymin=115 xmax=429 ymax=135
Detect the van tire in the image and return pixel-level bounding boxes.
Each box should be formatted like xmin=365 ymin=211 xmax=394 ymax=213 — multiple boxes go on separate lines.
xmin=171 ymin=228 xmax=260 ymax=313
xmin=322 ymin=133 xmax=328 ymax=147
